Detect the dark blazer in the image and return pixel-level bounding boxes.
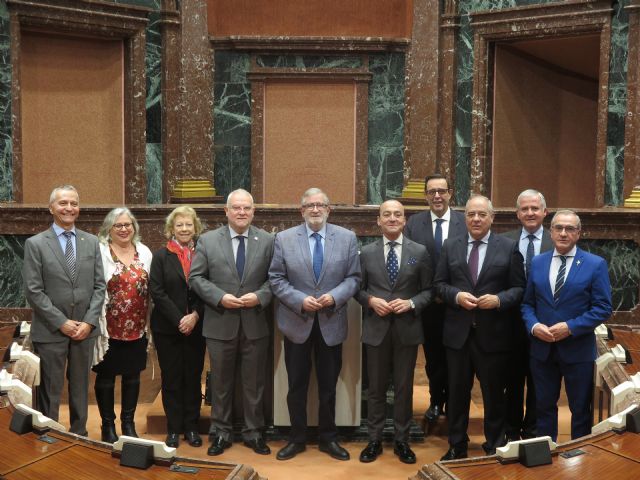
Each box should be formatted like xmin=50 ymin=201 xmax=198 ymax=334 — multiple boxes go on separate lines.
xmin=190 ymin=225 xmax=274 ymax=341
xmin=521 ymin=248 xmax=612 ymax=364
xmin=149 ymin=245 xmax=204 ymax=336
xmin=405 ymin=208 xmax=467 ymax=269
xmin=356 ymin=237 xmax=432 ymax=346
xmin=502 ymin=228 xmax=553 ymax=260
xmin=434 ymin=232 xmax=526 ymax=352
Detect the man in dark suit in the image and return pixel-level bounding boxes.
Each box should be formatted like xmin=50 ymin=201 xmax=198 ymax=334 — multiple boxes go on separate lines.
xmin=405 ymin=174 xmax=467 ymax=422
xmin=522 ymin=210 xmax=612 ymax=441
xmin=435 ymin=194 xmax=525 ymax=460
xmin=190 ymin=189 xmax=275 ymax=456
xmin=22 ymin=185 xmax=105 ymax=435
xmin=356 ymin=200 xmax=432 ymax=464
xmin=501 ymin=189 xmax=552 ymax=440
xmin=269 ymin=187 xmax=361 ymax=461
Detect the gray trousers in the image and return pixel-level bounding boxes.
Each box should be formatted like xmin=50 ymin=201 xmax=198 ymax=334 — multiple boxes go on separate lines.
xmin=33 ymin=336 xmax=96 ymax=435
xmin=206 ymin=331 xmax=268 ymax=442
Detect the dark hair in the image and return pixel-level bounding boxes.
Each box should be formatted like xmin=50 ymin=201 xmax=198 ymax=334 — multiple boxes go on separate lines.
xmin=424 ymin=174 xmax=449 ymax=191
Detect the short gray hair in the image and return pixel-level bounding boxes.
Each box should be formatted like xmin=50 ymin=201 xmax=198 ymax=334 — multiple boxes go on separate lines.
xmin=226 ymin=188 xmax=254 ymax=208
xmin=301 ymin=187 xmax=329 ymax=206
xmin=49 ymin=185 xmax=78 ymax=205
xmin=516 ymin=189 xmax=547 ymax=210
xmin=98 ymin=207 xmax=141 ymax=245
xmin=551 ymin=209 xmax=581 ymax=230
xmin=465 ymin=194 xmax=494 ymax=215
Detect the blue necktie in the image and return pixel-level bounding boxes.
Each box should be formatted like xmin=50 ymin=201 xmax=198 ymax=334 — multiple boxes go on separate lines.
xmin=387 ymin=241 xmax=399 ymax=285
xmin=554 ymin=255 xmax=567 ymax=301
xmin=63 ymin=231 xmax=76 ymax=280
xmin=434 ymin=218 xmax=444 ymax=261
xmin=312 ymin=232 xmax=323 ymax=281
xmin=525 ymin=234 xmax=536 ymax=276
xmin=236 ymin=235 xmax=245 ymax=279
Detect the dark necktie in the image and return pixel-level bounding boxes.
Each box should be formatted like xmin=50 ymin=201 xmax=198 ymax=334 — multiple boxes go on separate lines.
xmin=236 ymin=235 xmax=245 ymax=279
xmin=312 ymin=232 xmax=323 ymax=281
xmin=525 ymin=234 xmax=536 ymax=276
xmin=434 ymin=218 xmax=444 ymax=260
xmin=387 ymin=241 xmax=399 ymax=285
xmin=554 ymin=255 xmax=567 ymax=301
xmin=468 ymin=240 xmax=482 ymax=285
xmin=63 ymin=231 xmax=76 ymax=280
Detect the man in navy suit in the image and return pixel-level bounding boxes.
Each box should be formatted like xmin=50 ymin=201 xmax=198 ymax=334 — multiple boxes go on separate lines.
xmin=269 ymin=188 xmax=361 ymax=461
xmin=522 ymin=209 xmax=612 ymax=441
xmin=501 ymin=189 xmax=552 ymax=440
xmin=405 ymin=174 xmax=467 ymax=422
xmin=435 ymin=195 xmax=525 ymax=460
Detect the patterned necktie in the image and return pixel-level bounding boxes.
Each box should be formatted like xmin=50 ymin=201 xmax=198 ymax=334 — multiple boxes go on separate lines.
xmin=387 ymin=241 xmax=399 ymax=285
xmin=554 ymin=255 xmax=567 ymax=301
xmin=236 ymin=235 xmax=245 ymax=279
xmin=434 ymin=218 xmax=444 ymax=260
xmin=312 ymin=232 xmax=323 ymax=281
xmin=63 ymin=231 xmax=76 ymax=280
xmin=525 ymin=234 xmax=536 ymax=276
xmin=468 ymin=240 xmax=482 ymax=285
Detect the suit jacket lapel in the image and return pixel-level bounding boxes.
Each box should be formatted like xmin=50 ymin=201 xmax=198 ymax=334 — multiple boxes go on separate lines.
xmin=243 ymin=226 xmax=260 ymax=280
xmin=46 ymin=228 xmax=73 ymax=281
xmin=476 ymin=233 xmax=497 ymax=285
xmin=560 ymin=249 xmax=584 ymax=298
xmin=372 ymin=238 xmax=393 ymax=289
xmin=456 ymin=236 xmax=474 ymax=286
xmin=296 ymin=224 xmax=315 ymax=280
xmin=541 ymin=228 xmax=554 ymax=253
xmin=219 ymin=228 xmax=238 ymax=279
xmin=167 ymin=249 xmax=186 ymax=282
xmin=319 ymin=225 xmax=337 ymax=283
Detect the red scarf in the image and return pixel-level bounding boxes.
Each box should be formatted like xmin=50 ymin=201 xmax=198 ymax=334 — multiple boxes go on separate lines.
xmin=167 ymin=239 xmax=195 ymax=280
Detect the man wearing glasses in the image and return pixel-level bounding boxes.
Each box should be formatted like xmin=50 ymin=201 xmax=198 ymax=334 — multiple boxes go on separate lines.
xmin=190 ymin=188 xmax=275 ymax=456
xmin=522 ymin=210 xmax=612 ymax=441
xmin=405 ymin=174 xmax=467 ymax=423
xmin=269 ymin=188 xmax=361 ymax=461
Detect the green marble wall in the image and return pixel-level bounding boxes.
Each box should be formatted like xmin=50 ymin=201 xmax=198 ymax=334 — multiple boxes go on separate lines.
xmin=212 ymin=52 xmax=405 ymax=203
xmin=0 ymin=235 xmax=26 ymax=308
xmin=454 ymin=0 xmax=628 ymax=206
xmin=0 ymin=2 xmax=11 ymax=202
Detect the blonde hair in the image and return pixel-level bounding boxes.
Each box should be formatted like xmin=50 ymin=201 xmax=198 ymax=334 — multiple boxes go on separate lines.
xmin=164 ymin=206 xmax=203 ymax=239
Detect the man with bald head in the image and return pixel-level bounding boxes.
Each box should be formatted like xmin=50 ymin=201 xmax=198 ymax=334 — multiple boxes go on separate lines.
xmin=356 ymin=200 xmax=432 ymax=464
xmin=435 ymin=195 xmax=525 ymax=460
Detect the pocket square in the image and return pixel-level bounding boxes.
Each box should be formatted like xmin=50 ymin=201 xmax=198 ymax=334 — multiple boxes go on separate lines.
xmin=407 ymin=257 xmax=417 ymax=265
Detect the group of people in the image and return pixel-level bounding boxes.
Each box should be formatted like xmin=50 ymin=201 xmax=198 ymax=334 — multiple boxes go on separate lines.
xmin=22 ymin=179 xmax=612 ymax=466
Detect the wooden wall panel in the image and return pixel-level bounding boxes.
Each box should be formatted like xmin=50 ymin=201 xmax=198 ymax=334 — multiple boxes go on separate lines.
xmin=207 ymin=0 xmax=412 ymax=38
xmin=20 ymin=32 xmax=124 ymax=204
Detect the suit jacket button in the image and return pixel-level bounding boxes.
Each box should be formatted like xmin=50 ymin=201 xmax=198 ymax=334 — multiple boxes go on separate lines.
xmin=70 ymin=303 xmax=75 ymax=307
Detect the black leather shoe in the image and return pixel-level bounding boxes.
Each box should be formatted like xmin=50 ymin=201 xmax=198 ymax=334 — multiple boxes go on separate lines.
xmin=276 ymin=442 xmax=306 ymax=460
xmin=184 ymin=431 xmax=202 ymax=447
xmin=244 ymin=437 xmax=271 ymax=455
xmin=165 ymin=433 xmax=179 ymax=448
xmin=440 ymin=445 xmax=468 ymax=461
xmin=359 ymin=440 xmax=383 ymax=463
xmin=394 ymin=441 xmax=416 ymax=464
xmin=207 ymin=436 xmax=231 ymax=456
xmin=424 ymin=404 xmax=443 ymax=422
xmin=319 ymin=441 xmax=350 ymax=461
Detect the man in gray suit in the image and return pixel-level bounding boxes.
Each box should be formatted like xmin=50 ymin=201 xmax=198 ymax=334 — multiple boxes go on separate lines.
xmin=356 ymin=200 xmax=432 ymax=464
xmin=190 ymin=188 xmax=274 ymax=456
xmin=502 ymin=189 xmax=552 ymax=441
xmin=269 ymin=187 xmax=361 ymax=461
xmin=22 ymin=185 xmax=105 ymax=435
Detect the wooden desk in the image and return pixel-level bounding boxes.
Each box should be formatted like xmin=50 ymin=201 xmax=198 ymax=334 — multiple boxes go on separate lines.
xmin=0 ymin=406 xmax=262 ymax=479
xmin=414 ymin=430 xmax=640 ymax=480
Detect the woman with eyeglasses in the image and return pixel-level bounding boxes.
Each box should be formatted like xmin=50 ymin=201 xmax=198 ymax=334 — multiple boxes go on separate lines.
xmin=92 ymin=207 xmax=152 ymax=443
xmin=149 ymin=206 xmax=205 ymax=448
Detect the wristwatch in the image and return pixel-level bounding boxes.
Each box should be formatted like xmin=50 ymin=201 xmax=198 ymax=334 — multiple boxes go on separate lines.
xmin=409 ymin=299 xmax=416 ymax=310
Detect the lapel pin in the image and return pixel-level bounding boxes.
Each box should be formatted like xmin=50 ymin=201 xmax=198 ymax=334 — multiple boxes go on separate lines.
xmin=576 ymin=260 xmax=581 ymax=266
xmin=254 ymin=236 xmax=258 ymax=241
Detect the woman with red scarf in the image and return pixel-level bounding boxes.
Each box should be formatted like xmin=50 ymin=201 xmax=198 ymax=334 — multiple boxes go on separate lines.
xmin=150 ymin=206 xmax=205 ymax=448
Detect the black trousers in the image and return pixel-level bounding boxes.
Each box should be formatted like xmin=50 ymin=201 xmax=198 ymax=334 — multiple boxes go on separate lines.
xmin=446 ymin=330 xmax=508 ymax=449
xmin=422 ymin=301 xmax=448 ymax=408
xmin=505 ymin=322 xmax=537 ymax=438
xmin=154 ymin=331 xmax=206 ymax=433
xmin=284 ymin=317 xmax=342 ymax=444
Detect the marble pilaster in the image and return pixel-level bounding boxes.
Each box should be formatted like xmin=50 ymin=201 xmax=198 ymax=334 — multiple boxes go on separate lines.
xmin=0 ymin=234 xmax=25 ymax=308
xmin=0 ymin=2 xmax=10 ymax=202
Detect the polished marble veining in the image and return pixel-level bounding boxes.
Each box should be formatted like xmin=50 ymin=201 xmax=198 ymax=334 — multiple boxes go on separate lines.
xmin=0 ymin=2 xmax=11 ymax=202
xmin=0 ymin=235 xmax=27 ymax=308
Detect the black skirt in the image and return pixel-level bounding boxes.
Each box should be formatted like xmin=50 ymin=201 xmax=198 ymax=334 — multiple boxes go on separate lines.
xmin=92 ymin=335 xmax=148 ymax=376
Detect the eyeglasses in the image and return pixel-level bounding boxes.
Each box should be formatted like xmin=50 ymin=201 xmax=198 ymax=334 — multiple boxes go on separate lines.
xmin=426 ymin=188 xmax=450 ymax=197
xmin=302 ymin=202 xmax=329 ymax=210
xmin=551 ymin=224 xmax=579 ymax=233
xmin=112 ymin=223 xmax=133 ymax=230
xmin=229 ymin=206 xmax=253 ymax=213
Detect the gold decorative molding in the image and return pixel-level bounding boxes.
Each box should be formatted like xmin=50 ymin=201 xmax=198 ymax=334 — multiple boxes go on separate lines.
xmin=624 ymin=186 xmax=640 ymax=207
xmin=171 ymin=179 xmax=216 ymax=198
xmin=401 ymin=178 xmax=426 ymax=199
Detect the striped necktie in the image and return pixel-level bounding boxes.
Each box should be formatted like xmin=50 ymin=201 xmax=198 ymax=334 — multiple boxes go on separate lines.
xmin=554 ymin=255 xmax=567 ymax=301
xmin=63 ymin=231 xmax=76 ymax=280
